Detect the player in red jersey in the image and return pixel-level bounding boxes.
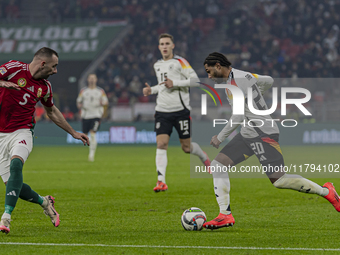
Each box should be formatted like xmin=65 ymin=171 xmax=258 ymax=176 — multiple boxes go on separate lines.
xmin=0 ymin=47 xmax=89 ymax=234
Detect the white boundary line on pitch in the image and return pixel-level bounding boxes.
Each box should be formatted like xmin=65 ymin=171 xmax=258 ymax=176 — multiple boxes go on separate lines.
xmin=0 ymin=242 xmax=339 ymax=251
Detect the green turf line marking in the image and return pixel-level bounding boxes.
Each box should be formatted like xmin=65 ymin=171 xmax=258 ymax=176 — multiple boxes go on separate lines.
xmin=0 ymin=243 xmax=339 ymax=251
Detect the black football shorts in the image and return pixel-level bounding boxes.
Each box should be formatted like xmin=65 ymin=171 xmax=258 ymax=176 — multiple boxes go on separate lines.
xmin=154 ymin=109 xmax=191 ymax=139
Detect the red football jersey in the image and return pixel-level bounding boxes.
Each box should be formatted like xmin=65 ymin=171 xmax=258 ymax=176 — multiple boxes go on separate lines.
xmin=0 ymin=60 xmax=54 ymax=132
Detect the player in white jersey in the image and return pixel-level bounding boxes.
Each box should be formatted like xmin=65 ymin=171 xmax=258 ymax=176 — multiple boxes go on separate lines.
xmin=143 ymin=33 xmax=210 ymax=192
xmin=202 ymin=52 xmax=340 ymax=230
xmin=77 ymin=73 xmax=108 ymax=162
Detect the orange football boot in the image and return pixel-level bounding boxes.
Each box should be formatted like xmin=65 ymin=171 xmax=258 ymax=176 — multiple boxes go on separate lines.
xmin=323 ymin=182 xmax=340 ymax=212
xmin=203 ymin=213 xmax=235 ymax=230
xmin=153 ymin=181 xmax=168 ymax=192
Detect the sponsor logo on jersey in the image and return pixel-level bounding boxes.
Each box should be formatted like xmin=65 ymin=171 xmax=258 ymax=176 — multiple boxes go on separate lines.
xmin=157 ymin=68 xmax=160 ymax=71
xmin=37 ymin=88 xmax=42 ymax=98
xmin=245 ymin=74 xmax=252 ymax=80
xmin=156 ymin=122 xmax=160 ymax=129
xmin=19 ymin=140 xmax=27 ymax=145
xmin=17 ymin=78 xmax=27 ymax=87
xmin=0 ymin=67 xmax=7 ymax=75
xmin=27 ymin=86 xmax=34 ymax=92
xmin=169 ymin=64 xmax=174 ymax=70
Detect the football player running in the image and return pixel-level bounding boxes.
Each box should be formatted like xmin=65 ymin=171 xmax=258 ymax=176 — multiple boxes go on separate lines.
xmin=202 ymin=52 xmax=340 ymax=230
xmin=143 ymin=33 xmax=210 ymax=192
xmin=0 ymin=47 xmax=89 ymax=234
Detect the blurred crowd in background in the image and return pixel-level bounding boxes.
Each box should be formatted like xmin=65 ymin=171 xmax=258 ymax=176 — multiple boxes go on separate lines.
xmin=0 ymin=0 xmax=21 ymax=22
xmin=1 ymin=0 xmax=339 ymax=121
xmin=91 ymin=0 xmax=227 ymax=106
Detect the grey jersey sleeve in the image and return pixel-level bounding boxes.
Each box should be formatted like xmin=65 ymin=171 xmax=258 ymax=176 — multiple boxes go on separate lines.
xmin=253 ymin=74 xmax=274 ymax=94
xmin=173 ymin=60 xmax=200 ymax=87
xmin=217 ymin=114 xmax=245 ymax=142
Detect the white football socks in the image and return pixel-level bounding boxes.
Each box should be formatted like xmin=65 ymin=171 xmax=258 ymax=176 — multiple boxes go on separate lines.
xmin=273 ymin=174 xmax=329 ymax=196
xmin=1 ymin=212 xmax=11 ymax=220
xmin=191 ymin=142 xmax=207 ymax=162
xmin=40 ymin=196 xmax=48 ymax=208
xmin=89 ymin=132 xmax=97 ymax=160
xmin=156 ymin=149 xmax=167 ymax=183
xmin=211 ymin=160 xmax=231 ymax=215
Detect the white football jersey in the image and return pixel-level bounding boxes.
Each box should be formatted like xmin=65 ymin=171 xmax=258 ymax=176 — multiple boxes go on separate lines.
xmin=76 ymin=86 xmax=108 ymax=119
xmin=217 ymin=68 xmax=279 ymax=141
xmin=151 ymin=54 xmax=199 ymax=112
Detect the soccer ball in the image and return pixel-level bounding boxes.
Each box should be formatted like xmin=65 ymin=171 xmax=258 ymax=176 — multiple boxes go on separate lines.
xmin=181 ymin=207 xmax=206 ymax=231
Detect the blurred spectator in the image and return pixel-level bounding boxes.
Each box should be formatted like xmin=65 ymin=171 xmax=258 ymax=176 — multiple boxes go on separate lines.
xmin=6 ymin=0 xmax=20 ymax=22
xmin=117 ymin=90 xmax=130 ymax=105
xmin=177 ymin=8 xmax=192 ymax=28
xmin=62 ymin=106 xmax=75 ymax=121
xmin=129 ymin=76 xmax=142 ymax=98
xmin=206 ymin=0 xmax=219 ymax=17
xmin=35 ymin=103 xmax=46 ymax=122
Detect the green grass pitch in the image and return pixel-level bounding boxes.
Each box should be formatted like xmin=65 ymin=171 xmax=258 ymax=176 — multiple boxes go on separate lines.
xmin=0 ymin=145 xmax=339 ymax=254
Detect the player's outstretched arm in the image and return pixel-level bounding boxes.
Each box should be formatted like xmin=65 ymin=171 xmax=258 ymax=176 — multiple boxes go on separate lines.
xmin=170 ymin=62 xmax=200 ymax=88
xmin=44 ymin=105 xmax=90 ymax=146
xmin=143 ymin=83 xmax=152 ymax=96
xmin=254 ymin=74 xmax=274 ymax=94
xmin=0 ymin=80 xmax=20 ymax=90
xmin=211 ymin=114 xmax=244 ymax=149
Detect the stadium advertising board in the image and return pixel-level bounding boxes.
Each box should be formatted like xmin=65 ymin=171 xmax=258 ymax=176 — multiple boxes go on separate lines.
xmin=303 ymin=129 xmax=340 ymax=144
xmin=0 ymin=21 xmax=125 ymax=61
xmin=32 ymin=120 xmax=340 ymax=147
xmin=67 ymin=126 xmax=156 ymax=144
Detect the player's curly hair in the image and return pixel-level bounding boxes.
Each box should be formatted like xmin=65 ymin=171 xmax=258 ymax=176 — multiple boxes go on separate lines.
xmin=204 ymin=52 xmax=231 ymax=67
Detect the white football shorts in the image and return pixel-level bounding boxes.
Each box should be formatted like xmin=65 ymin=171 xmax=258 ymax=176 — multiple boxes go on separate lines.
xmin=0 ymin=129 xmax=33 ymax=182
